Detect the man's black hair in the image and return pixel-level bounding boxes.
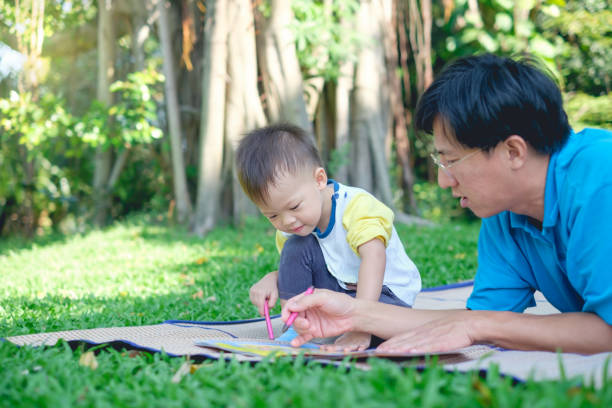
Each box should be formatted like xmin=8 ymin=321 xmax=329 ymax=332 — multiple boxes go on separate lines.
xmin=415 ymin=53 xmax=571 ymax=153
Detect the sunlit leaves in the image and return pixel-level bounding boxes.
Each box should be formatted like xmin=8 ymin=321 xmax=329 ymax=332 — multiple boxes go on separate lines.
xmin=290 ymin=0 xmax=362 ymax=81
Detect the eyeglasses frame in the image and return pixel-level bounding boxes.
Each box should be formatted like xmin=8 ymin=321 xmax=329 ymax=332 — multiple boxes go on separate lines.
xmin=430 ymin=149 xmax=479 ymax=179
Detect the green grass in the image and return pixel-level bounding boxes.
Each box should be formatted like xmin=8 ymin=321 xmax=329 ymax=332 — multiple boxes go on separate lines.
xmin=1 ymin=214 xmax=610 ymax=407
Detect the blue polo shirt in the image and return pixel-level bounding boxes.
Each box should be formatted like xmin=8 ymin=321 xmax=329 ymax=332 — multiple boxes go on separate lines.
xmin=467 ymin=128 xmax=612 ymax=324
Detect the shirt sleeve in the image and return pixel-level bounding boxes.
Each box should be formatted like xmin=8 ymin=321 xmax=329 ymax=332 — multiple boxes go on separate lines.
xmin=342 ymin=193 xmax=393 ymax=255
xmin=275 ymin=230 xmax=288 ymax=254
xmin=566 ymin=184 xmax=612 ymax=324
xmin=467 ymin=214 xmax=536 ymax=312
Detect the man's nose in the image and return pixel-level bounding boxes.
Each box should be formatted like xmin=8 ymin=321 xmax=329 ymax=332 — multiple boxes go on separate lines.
xmin=437 ymin=168 xmax=457 ymax=189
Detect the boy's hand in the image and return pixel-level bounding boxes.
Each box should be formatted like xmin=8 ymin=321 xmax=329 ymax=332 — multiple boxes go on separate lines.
xmin=322 ymin=331 xmax=371 ymax=352
xmin=249 ymin=270 xmax=279 ymax=316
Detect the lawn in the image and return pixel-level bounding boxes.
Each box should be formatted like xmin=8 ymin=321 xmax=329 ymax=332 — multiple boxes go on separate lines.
xmin=1 ymin=214 xmax=609 ymax=407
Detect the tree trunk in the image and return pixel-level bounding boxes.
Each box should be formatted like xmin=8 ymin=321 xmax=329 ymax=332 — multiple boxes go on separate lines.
xmin=192 ymin=0 xmax=228 ymax=237
xmin=175 ymin=1 xmax=202 ymax=173
xmin=14 ymin=0 xmax=46 ymax=236
xmin=157 ymin=0 xmax=193 ymax=223
xmin=333 ymin=16 xmax=355 ymax=184
xmin=383 ymin=0 xmax=418 ymax=213
xmin=314 ymin=82 xmax=335 ymax=168
xmin=350 ymin=0 xmax=390 ymax=200
xmin=93 ymin=0 xmax=115 ymax=226
xmin=131 ymin=0 xmax=150 ymax=70
xmin=420 ymin=0 xmax=433 ymax=89
xmin=258 ymin=0 xmax=311 ymax=134
xmin=224 ymin=0 xmax=267 ymax=226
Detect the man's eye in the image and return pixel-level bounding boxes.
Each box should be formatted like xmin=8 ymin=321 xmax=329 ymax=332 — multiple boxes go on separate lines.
xmin=290 ymin=203 xmax=300 ymax=211
xmin=268 ymin=215 xmax=277 ymax=220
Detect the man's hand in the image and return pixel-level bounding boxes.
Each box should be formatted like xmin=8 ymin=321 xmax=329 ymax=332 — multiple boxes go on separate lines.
xmin=376 ymin=311 xmax=476 ymax=353
xmin=249 ymin=270 xmax=279 ymax=316
xmin=282 ymin=289 xmax=356 ymax=347
xmin=323 ymin=331 xmax=371 ymax=352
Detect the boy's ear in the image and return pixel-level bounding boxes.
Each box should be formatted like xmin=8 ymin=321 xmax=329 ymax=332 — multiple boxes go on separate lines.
xmin=314 ymin=167 xmax=328 ymax=189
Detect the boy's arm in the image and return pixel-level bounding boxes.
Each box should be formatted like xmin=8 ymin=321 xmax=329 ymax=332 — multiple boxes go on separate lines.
xmin=355 ymin=238 xmax=386 ymax=301
xmin=324 ymin=238 xmax=385 ymax=351
xmin=342 ymin=192 xmax=393 ymax=300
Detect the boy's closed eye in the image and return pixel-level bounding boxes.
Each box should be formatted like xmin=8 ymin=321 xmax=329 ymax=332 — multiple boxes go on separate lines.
xmin=264 ymin=203 xmax=300 ymax=219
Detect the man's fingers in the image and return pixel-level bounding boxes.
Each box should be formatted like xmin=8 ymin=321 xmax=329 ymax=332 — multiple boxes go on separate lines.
xmin=290 ymin=333 xmax=313 ymax=347
xmin=377 ymin=333 xmax=416 ymax=352
xmin=282 ymin=291 xmax=314 ymax=320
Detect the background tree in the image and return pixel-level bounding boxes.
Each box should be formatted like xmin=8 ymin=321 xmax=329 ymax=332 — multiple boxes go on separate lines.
xmin=157 ymin=0 xmax=193 ymax=224
xmin=1 ymin=0 xmax=610 ymax=237
xmin=193 ymin=0 xmax=228 ymax=237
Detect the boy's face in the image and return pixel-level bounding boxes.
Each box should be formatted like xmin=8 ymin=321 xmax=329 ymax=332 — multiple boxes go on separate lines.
xmin=257 ymin=167 xmax=329 ymax=236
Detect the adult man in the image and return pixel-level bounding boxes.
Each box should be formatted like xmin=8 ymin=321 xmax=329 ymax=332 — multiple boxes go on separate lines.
xmin=282 ymin=54 xmax=612 ymax=354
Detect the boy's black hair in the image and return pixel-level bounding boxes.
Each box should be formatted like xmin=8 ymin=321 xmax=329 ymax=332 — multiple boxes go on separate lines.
xmin=236 ymin=123 xmax=323 ymax=204
xmin=415 ymin=53 xmax=571 ymax=154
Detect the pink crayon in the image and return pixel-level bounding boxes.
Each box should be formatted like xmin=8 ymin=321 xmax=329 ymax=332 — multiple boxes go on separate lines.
xmin=264 ymin=300 xmax=274 ymax=340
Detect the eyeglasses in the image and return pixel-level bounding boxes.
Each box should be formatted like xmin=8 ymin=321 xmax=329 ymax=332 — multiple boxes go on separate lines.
xmin=430 ymin=150 xmax=479 ymax=179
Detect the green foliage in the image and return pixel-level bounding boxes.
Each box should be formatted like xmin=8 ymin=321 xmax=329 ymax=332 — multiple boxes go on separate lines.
xmin=77 ymin=67 xmax=164 ymax=149
xmin=540 ymin=1 xmax=612 ymax=95
xmin=0 ymin=0 xmax=96 ymax=38
xmin=108 ymin=68 xmax=164 ymax=147
xmin=0 ymin=91 xmax=92 ymax=235
xmin=0 ymin=66 xmax=165 ymax=236
xmin=436 ymin=0 xmax=560 ymax=64
xmin=326 ymin=142 xmax=352 ymax=179
xmin=0 ymin=91 xmax=70 ymax=149
xmin=565 ymin=93 xmax=612 ymax=130
xmin=112 ymin=146 xmax=171 ymax=217
xmin=291 ymin=0 xmax=362 ymax=81
xmin=412 ymin=182 xmax=475 ymax=223
xmin=537 ymin=0 xmax=612 ymax=133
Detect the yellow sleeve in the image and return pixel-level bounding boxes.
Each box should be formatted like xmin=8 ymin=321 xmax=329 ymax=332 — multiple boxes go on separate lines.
xmin=342 ymin=193 xmax=394 ymax=255
xmin=275 ymin=230 xmax=288 ymax=253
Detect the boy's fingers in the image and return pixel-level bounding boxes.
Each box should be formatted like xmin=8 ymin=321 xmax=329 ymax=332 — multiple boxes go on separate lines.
xmin=267 ymin=293 xmax=277 ymax=308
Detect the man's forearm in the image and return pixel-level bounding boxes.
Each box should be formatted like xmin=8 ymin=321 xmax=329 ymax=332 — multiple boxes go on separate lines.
xmin=351 ymin=301 xmax=454 ymax=338
xmin=351 ymin=303 xmax=612 ymax=354
xmin=476 ymin=311 xmax=612 ymax=354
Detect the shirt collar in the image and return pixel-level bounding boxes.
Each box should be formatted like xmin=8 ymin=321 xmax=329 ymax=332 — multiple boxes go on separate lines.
xmin=314 ymin=179 xmax=339 ymax=238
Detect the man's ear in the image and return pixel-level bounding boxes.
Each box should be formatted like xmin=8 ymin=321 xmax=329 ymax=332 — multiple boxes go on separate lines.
xmin=503 ymin=135 xmax=528 ymax=170
xmin=314 ymin=167 xmax=328 ymax=189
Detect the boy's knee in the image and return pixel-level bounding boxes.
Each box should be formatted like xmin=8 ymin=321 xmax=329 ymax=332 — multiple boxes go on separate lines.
xmin=281 ymin=235 xmax=321 ymax=261
xmin=281 ymin=234 xmax=319 ymax=258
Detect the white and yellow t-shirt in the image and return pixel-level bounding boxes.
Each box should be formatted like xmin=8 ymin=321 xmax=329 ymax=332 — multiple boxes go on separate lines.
xmin=276 ymin=180 xmax=421 ymax=306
